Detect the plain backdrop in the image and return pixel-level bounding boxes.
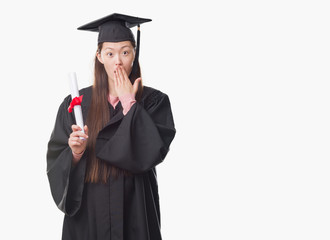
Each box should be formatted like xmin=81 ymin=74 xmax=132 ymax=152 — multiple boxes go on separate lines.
xmin=0 ymin=0 xmax=330 ymax=239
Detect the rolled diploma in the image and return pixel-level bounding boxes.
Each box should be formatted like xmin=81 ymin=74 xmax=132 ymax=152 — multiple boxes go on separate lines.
xmin=68 ymin=72 xmax=85 ymax=137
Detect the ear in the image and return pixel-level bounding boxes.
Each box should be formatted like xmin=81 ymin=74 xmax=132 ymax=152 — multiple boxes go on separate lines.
xmin=96 ymin=51 xmax=104 ymax=64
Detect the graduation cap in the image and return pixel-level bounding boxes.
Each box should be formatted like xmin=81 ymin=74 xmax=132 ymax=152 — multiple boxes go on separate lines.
xmin=78 ymin=13 xmax=152 ymax=77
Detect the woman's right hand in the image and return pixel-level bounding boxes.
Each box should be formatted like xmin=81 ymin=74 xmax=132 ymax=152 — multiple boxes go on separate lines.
xmin=68 ymin=125 xmax=89 ymax=156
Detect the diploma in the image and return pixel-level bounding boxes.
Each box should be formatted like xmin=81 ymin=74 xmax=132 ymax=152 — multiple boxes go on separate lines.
xmin=68 ymin=72 xmax=85 ymax=136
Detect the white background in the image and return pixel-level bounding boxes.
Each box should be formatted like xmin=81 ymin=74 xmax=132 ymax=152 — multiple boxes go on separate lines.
xmin=0 ymin=0 xmax=329 ymax=239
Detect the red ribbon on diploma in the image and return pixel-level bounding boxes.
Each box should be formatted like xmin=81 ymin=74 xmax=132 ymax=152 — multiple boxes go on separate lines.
xmin=68 ymin=95 xmax=83 ymax=113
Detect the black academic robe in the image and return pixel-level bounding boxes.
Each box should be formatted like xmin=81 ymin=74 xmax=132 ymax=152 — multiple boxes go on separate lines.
xmin=47 ymin=86 xmax=176 ymax=240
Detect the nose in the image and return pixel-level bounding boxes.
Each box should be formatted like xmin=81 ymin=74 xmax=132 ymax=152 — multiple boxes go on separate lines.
xmin=115 ymin=54 xmax=123 ymax=66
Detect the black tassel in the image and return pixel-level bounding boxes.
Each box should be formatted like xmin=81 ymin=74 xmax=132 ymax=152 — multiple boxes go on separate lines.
xmin=135 ymin=24 xmax=141 ymax=61
xmin=130 ymin=24 xmax=141 ymax=82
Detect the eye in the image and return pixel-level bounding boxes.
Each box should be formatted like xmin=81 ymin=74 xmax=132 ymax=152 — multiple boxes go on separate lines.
xmin=123 ymin=50 xmax=129 ymax=56
xmin=107 ymin=52 xmax=113 ymax=57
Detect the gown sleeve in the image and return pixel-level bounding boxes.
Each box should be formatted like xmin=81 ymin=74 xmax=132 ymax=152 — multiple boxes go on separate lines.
xmin=46 ymin=96 xmax=87 ymax=216
xmin=96 ymin=90 xmax=176 ymax=174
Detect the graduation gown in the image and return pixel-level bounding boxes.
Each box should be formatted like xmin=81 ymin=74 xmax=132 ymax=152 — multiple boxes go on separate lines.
xmin=46 ymin=86 xmax=176 ymax=240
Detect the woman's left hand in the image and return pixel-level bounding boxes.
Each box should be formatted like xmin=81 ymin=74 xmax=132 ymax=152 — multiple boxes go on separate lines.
xmin=114 ymin=66 xmax=141 ymax=98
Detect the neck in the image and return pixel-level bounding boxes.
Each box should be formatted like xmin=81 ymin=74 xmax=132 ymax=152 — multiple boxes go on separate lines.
xmin=108 ymin=78 xmax=117 ymax=97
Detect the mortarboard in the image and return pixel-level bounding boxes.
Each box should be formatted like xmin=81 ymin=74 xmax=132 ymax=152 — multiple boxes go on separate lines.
xmin=78 ymin=13 xmax=152 ymax=76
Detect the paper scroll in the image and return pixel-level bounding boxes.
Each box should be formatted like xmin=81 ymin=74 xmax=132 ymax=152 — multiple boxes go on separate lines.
xmin=68 ymin=72 xmax=85 ymax=136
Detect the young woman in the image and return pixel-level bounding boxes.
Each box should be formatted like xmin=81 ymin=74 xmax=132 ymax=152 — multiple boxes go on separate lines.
xmin=47 ymin=13 xmax=176 ymax=240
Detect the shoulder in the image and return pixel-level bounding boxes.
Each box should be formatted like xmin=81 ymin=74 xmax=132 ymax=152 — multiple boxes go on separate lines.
xmin=80 ymin=86 xmax=93 ymax=108
xmin=141 ymin=86 xmax=168 ymax=108
xmin=61 ymin=85 xmax=93 ymax=106
xmin=79 ymin=85 xmax=93 ymax=96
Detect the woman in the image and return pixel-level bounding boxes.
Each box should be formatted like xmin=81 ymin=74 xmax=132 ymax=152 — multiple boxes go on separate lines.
xmin=47 ymin=13 xmax=176 ymax=240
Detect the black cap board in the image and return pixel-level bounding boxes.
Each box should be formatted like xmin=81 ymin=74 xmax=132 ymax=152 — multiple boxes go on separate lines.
xmin=77 ymin=13 xmax=151 ymax=42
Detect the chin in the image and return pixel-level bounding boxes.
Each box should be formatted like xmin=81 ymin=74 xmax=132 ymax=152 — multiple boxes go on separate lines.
xmin=126 ymin=68 xmax=132 ymax=76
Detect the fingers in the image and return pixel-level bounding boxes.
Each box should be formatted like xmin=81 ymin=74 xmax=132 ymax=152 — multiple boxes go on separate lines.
xmin=133 ymin=77 xmax=142 ymax=94
xmin=117 ymin=67 xmax=124 ymax=84
xmin=84 ymin=125 xmax=89 ymax=135
xmin=114 ymin=68 xmax=119 ymax=86
xmin=71 ymin=125 xmax=89 ymax=139
xmin=70 ymin=131 xmax=88 ymax=140
xmin=115 ymin=66 xmax=128 ymax=84
xmin=68 ymin=136 xmax=84 ymax=151
xmin=68 ymin=131 xmax=87 ymax=150
xmin=114 ymin=67 xmax=120 ymax=85
xmin=118 ymin=66 xmax=128 ymax=81
xmin=72 ymin=124 xmax=81 ymax=132
xmin=69 ymin=137 xmax=85 ymax=146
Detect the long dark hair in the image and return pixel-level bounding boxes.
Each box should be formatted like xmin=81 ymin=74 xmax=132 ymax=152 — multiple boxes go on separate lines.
xmin=85 ymin=41 xmax=143 ymax=183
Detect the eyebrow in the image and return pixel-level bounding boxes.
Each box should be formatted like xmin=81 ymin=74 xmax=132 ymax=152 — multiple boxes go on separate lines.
xmin=104 ymin=45 xmax=131 ymax=50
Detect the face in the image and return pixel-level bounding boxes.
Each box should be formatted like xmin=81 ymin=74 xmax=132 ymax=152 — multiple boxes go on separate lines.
xmin=97 ymin=41 xmax=135 ymax=81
